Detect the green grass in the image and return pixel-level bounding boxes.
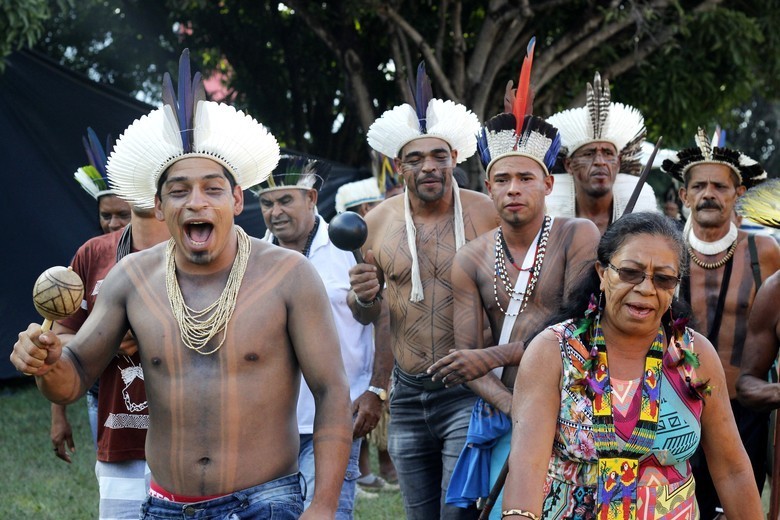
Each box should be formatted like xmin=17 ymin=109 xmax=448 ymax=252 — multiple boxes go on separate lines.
xmin=1 ymin=379 xmax=98 ymax=519
xmin=0 ymin=379 xmax=404 ymax=519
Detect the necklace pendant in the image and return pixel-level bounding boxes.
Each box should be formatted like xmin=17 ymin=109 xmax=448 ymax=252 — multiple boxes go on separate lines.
xmin=597 ymin=457 xmax=638 ymax=520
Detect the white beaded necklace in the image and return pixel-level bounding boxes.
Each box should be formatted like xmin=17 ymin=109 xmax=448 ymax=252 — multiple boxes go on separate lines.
xmin=165 ymin=226 xmax=251 ymax=355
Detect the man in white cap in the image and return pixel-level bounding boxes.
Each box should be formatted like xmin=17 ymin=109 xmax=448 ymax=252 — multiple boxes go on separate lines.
xmin=10 ymin=50 xmax=352 ymax=519
xmin=255 ymin=156 xmax=390 ymax=519
xmin=348 ymin=63 xmax=497 ymax=519
xmin=335 ymin=177 xmax=385 ymax=217
xmin=547 ymin=73 xmax=658 ymax=234
xmin=663 ymin=130 xmax=780 ymax=519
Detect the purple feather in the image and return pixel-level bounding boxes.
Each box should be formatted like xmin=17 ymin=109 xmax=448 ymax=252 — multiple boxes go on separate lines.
xmin=414 ymin=62 xmax=432 ymax=132
xmin=81 ymin=135 xmax=98 ymax=171
xmin=192 ymin=71 xmax=206 ymax=113
xmin=161 ymin=71 xmax=179 ymax=127
xmin=177 ymin=49 xmax=193 ymax=151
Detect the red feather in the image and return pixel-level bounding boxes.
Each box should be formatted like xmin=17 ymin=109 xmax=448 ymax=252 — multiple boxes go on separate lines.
xmin=513 ymin=37 xmax=536 ymax=135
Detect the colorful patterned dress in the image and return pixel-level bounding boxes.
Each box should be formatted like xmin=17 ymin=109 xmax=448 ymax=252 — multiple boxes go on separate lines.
xmin=542 ymin=320 xmax=703 ymax=520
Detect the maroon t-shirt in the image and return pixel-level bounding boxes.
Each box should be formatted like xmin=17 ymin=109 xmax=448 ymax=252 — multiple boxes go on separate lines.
xmin=60 ymin=230 xmax=147 ymax=462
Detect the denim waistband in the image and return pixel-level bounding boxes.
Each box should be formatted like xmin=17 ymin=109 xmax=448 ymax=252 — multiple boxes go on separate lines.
xmin=394 ymin=365 xmax=446 ymax=391
xmin=142 ymin=472 xmax=302 ymax=513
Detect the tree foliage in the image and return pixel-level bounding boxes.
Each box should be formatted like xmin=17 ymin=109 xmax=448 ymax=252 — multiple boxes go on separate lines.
xmin=0 ymin=0 xmax=71 ymax=71
xmin=5 ymin=0 xmax=778 ymax=170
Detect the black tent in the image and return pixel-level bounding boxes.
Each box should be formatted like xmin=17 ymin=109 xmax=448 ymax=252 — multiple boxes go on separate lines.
xmin=0 ymin=50 xmax=366 ymax=379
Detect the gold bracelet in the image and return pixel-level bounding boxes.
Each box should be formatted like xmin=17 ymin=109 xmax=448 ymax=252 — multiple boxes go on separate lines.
xmin=501 ymin=510 xmax=540 ymax=520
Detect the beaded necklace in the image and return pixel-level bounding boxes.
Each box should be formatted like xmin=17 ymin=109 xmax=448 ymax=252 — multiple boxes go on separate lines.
xmin=493 ymin=215 xmax=551 ymax=316
xmin=165 ymin=226 xmax=251 ymax=355
xmin=688 ymin=240 xmax=737 ymax=269
xmin=272 ymin=216 xmax=320 ymax=258
xmin=588 ymin=321 xmax=664 ymax=520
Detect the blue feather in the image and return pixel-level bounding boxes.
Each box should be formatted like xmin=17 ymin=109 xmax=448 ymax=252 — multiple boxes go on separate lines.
xmin=86 ymin=127 xmax=108 ymax=176
xmin=544 ymin=133 xmax=562 ymax=170
xmin=477 ymin=127 xmax=491 ymax=167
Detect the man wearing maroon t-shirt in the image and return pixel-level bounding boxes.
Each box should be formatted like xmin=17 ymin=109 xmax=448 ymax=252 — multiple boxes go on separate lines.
xmin=51 ymin=205 xmax=169 ymax=519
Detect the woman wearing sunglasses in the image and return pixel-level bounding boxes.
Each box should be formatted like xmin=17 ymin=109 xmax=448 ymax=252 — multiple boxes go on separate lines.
xmin=501 ymin=212 xmax=761 ymax=520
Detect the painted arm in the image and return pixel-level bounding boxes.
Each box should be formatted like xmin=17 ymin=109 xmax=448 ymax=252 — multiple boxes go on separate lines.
xmin=347 ymin=248 xmax=383 ymax=325
xmin=289 ymin=260 xmax=352 ymax=518
xmin=562 ymin=219 xmax=600 ymax=304
xmin=428 ymin=244 xmax=524 ymax=391
xmin=352 ymin=299 xmax=393 ymax=439
xmin=736 ymin=272 xmax=780 ymax=411
xmin=10 ymin=264 xmax=129 ymax=404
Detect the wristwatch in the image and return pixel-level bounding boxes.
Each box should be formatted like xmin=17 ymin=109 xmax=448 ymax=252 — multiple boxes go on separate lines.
xmin=367 ymin=385 xmax=387 ymax=401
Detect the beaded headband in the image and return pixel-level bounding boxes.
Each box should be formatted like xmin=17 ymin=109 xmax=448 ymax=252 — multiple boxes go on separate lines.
xmin=661 ymin=127 xmax=766 ymax=189
xmin=367 ymin=62 xmax=479 ymax=163
xmin=547 ymin=72 xmax=645 ymax=173
xmin=335 ymin=177 xmax=384 ymax=213
xmin=73 ymin=127 xmax=115 ymax=199
xmin=251 ymin=154 xmax=332 ymax=195
xmin=107 ymin=49 xmax=280 ymax=208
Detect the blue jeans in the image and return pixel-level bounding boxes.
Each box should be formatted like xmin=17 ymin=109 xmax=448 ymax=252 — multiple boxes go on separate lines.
xmin=388 ymin=371 xmax=480 ymax=520
xmin=86 ymin=388 xmax=98 ymax=449
xmin=298 ymin=434 xmax=361 ymax=519
xmin=139 ymin=473 xmax=303 ymax=519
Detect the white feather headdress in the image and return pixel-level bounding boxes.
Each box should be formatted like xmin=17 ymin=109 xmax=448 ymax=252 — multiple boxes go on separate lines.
xmin=547 ymin=72 xmax=645 ymax=165
xmin=367 ymin=63 xmax=473 ymax=302
xmin=367 ymin=63 xmax=479 ymax=162
xmin=106 ymin=50 xmax=279 ymax=208
xmin=335 ymin=178 xmax=384 ymax=213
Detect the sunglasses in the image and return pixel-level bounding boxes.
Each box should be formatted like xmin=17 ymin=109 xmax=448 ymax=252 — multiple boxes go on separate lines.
xmin=607 ymin=263 xmax=681 ymax=290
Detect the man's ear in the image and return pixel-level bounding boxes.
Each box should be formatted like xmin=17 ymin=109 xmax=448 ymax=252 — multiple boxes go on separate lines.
xmin=736 ymin=185 xmax=746 ymax=197
xmin=232 ymin=184 xmax=244 ymax=216
xmin=563 ymin=157 xmax=573 ymax=174
xmin=307 ymin=188 xmax=319 ymax=208
xmin=544 ymin=173 xmax=554 ymax=195
xmin=679 ymin=186 xmax=691 ymax=208
xmin=154 ymin=196 xmax=164 ymax=221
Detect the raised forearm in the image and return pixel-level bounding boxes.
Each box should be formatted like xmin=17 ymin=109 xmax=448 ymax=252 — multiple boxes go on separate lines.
xmin=347 ymin=289 xmax=381 ymax=325
xmin=36 ymin=349 xmax=88 ymax=405
xmin=736 ymin=375 xmax=780 ymax=412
